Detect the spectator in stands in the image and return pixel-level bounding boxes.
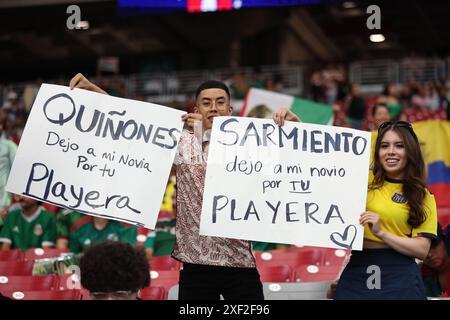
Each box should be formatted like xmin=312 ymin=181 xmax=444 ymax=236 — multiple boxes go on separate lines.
xmin=79 ymin=241 xmax=150 ymax=300
xmin=230 ymin=72 xmax=249 ymax=100
xmin=438 ymin=84 xmax=449 ymax=111
xmin=144 ymin=177 xmax=177 ymax=259
xmin=421 ymin=223 xmax=450 ymax=297
xmin=69 ymin=216 xmax=137 ymax=253
xmin=144 ymin=212 xmax=176 ymax=259
xmin=0 ymin=196 xmax=56 ymax=251
xmin=372 ymin=103 xmax=391 ymax=130
xmin=411 ymin=84 xmax=429 ymax=111
xmin=56 ymin=209 xmax=84 ymax=249
xmin=378 ymin=84 xmax=402 ymax=119
xmin=310 ymin=71 xmax=326 ymax=103
xmin=345 ymin=84 xmax=365 ymax=129
xmin=0 ymin=122 xmax=17 ymax=211
xmin=426 ymin=80 xmax=440 ymax=111
xmin=274 ymin=112 xmax=437 ymax=299
xmin=70 ymin=74 xmax=264 ymax=300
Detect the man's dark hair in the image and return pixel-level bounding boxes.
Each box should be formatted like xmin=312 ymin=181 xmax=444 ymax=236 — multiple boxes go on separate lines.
xmin=371 ymin=102 xmax=388 ymax=117
xmin=195 ymin=80 xmax=231 ymax=101
xmin=79 ymin=241 xmax=150 ymax=293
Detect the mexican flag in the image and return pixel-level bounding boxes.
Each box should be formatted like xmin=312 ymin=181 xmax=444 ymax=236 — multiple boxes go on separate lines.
xmin=240 ymin=88 xmax=334 ymax=125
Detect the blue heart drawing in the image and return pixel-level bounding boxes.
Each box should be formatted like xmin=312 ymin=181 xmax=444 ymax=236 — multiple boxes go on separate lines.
xmin=330 ymin=225 xmax=357 ymax=249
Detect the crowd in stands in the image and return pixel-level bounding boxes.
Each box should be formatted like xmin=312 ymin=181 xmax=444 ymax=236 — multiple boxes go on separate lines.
xmin=0 ymin=65 xmax=450 ymax=299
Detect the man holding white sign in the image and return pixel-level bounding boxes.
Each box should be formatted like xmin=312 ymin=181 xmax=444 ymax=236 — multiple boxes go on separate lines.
xmin=69 ymin=74 xmax=264 ymax=300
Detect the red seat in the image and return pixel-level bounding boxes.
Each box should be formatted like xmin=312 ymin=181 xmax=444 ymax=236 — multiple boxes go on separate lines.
xmin=1 ymin=290 xmax=81 ymax=300
xmin=256 ymin=249 xmax=324 ymax=268
xmin=438 ymin=207 xmax=450 ymax=227
xmin=322 ymin=248 xmax=350 ymax=267
xmin=149 ymin=270 xmax=179 ymax=291
xmin=0 ymin=249 xmax=24 ymax=262
xmin=149 ymin=256 xmax=182 ymax=271
xmin=57 ymin=274 xmax=82 ymax=290
xmin=0 ymin=275 xmax=58 ymax=291
xmin=0 ymin=261 xmax=35 ymax=276
xmin=293 ymin=264 xmax=341 ymax=283
xmin=257 ymin=265 xmax=293 ymax=283
xmin=140 ymin=286 xmax=166 ymax=300
xmin=25 ymin=248 xmax=68 ymax=260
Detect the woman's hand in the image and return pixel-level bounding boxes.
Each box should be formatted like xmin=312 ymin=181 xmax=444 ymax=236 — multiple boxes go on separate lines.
xmin=360 ymin=211 xmax=383 ymax=237
xmin=272 ymin=107 xmax=301 ymax=126
xmin=69 ymin=73 xmax=108 ymax=95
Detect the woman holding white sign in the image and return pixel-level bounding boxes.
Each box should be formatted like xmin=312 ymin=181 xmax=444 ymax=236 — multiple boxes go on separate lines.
xmin=274 ymin=110 xmax=437 ymax=299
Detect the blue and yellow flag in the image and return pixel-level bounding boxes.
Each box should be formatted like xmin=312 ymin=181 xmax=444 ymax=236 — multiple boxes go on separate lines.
xmin=370 ymin=120 xmax=450 ymax=207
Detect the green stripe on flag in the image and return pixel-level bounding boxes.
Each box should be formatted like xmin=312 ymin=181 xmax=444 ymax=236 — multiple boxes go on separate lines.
xmin=290 ymin=98 xmax=334 ymax=125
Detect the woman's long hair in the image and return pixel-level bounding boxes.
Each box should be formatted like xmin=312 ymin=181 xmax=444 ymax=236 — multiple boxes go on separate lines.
xmin=370 ymin=124 xmax=427 ymax=228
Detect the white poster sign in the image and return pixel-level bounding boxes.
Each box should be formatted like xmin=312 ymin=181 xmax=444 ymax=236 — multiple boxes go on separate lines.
xmin=7 ymin=84 xmax=185 ymax=229
xmin=200 ymin=117 xmax=371 ymax=250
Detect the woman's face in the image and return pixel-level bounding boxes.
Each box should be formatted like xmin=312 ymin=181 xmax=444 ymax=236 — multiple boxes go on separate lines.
xmin=378 ymin=130 xmax=407 ymax=179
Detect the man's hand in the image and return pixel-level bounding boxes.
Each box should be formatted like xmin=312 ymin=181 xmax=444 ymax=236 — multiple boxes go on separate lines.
xmin=181 ymin=113 xmax=203 ymax=132
xmin=272 ymin=107 xmax=301 ymax=126
xmin=69 ymin=73 xmax=108 ymax=95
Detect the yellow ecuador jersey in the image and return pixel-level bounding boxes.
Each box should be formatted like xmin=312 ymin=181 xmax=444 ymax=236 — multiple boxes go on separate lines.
xmin=365 ymin=171 xmax=437 ymax=243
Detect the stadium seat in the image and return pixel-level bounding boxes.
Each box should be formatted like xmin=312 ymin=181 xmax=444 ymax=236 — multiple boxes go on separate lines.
xmin=256 ymin=249 xmax=324 ymax=268
xmin=0 ymin=275 xmax=58 ymax=291
xmin=140 ymin=286 xmax=166 ymax=300
xmin=322 ymin=248 xmax=350 ymax=266
xmin=0 ymin=249 xmax=24 ymax=261
xmin=293 ymin=264 xmax=341 ymax=283
xmin=0 ymin=261 xmax=35 ymax=276
xmin=149 ymin=256 xmax=182 ymax=271
xmin=57 ymin=274 xmax=82 ymax=291
xmin=1 ymin=290 xmax=81 ymax=300
xmin=24 ymin=247 xmax=69 ymax=260
xmin=258 ymin=265 xmax=293 ymax=283
xmin=149 ymin=270 xmax=179 ymax=291
xmin=79 ymin=288 xmax=93 ymax=300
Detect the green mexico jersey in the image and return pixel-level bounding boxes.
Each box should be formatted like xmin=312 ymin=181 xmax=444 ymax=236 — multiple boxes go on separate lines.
xmin=56 ymin=210 xmax=84 ymax=239
xmin=144 ymin=219 xmax=176 ymax=256
xmin=0 ymin=207 xmax=56 ymax=251
xmin=69 ymin=220 xmax=131 ymax=253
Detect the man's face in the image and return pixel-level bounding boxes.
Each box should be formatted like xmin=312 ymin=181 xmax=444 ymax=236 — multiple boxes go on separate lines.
xmin=424 ymin=241 xmax=448 ymax=270
xmin=18 ymin=196 xmax=39 ymax=210
xmin=195 ymin=88 xmax=233 ymax=131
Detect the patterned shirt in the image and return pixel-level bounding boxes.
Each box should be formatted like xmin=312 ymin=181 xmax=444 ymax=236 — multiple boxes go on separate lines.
xmin=172 ymin=129 xmax=255 ymax=267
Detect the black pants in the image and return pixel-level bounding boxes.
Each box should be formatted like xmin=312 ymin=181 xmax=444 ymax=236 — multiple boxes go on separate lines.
xmin=178 ymin=263 xmax=264 ymax=300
